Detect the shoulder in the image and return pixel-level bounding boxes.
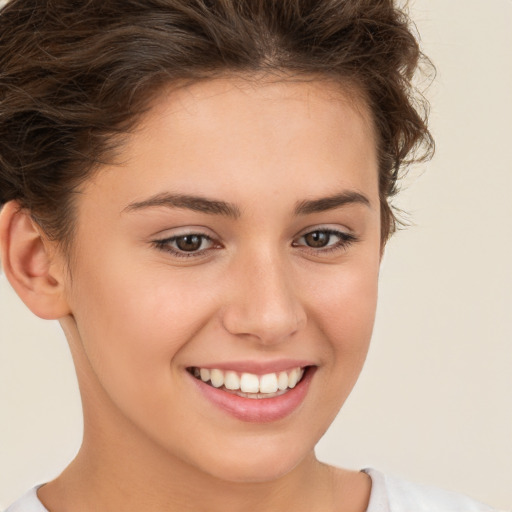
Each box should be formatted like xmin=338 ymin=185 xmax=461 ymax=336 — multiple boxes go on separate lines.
xmin=363 ymin=468 xmax=497 ymax=512
xmin=3 ymin=486 xmax=48 ymax=512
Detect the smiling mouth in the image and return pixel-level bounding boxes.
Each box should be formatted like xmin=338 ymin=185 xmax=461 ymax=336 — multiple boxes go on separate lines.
xmin=187 ymin=366 xmax=309 ymax=399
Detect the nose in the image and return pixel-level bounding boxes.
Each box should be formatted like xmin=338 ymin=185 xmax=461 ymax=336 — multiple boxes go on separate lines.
xmin=221 ymin=250 xmax=307 ymax=345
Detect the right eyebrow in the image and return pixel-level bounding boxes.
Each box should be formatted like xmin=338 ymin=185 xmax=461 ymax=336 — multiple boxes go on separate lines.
xmin=122 ymin=192 xmax=241 ymax=219
xmin=294 ymin=190 xmax=371 ymax=215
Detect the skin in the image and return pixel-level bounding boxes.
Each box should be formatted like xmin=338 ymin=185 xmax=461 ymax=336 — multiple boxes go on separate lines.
xmin=1 ymin=76 xmax=382 ymax=511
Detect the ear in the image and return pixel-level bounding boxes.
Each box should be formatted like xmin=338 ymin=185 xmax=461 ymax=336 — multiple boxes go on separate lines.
xmin=0 ymin=201 xmax=71 ymax=319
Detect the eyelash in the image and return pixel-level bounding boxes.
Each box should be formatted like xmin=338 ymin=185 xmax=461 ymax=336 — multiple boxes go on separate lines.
xmin=152 ymin=228 xmax=358 ymax=259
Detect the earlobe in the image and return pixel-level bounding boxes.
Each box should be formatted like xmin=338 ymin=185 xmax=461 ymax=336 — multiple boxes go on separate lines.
xmin=0 ymin=201 xmax=71 ymax=320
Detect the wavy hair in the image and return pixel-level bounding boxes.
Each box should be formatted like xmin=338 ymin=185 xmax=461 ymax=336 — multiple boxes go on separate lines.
xmin=0 ymin=0 xmax=434 ymax=251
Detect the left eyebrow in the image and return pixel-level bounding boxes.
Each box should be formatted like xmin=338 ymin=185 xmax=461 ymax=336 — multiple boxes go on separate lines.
xmin=122 ymin=192 xmax=241 ymax=218
xmin=294 ymin=191 xmax=371 ymax=215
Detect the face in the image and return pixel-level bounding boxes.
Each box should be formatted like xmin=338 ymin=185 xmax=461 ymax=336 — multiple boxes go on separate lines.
xmin=60 ymin=76 xmax=381 ymax=483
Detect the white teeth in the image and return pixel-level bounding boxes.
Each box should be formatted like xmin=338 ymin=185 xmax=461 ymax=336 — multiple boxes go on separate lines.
xmin=224 ymin=371 xmax=240 ymax=390
xmin=288 ymin=368 xmax=299 ymax=388
xmin=277 ymin=371 xmax=288 ymax=391
xmin=259 ymin=373 xmax=278 ymax=393
xmin=210 ymin=369 xmax=224 ymax=388
xmin=191 ymin=366 xmax=307 ymax=395
xmin=240 ymin=373 xmax=260 ymax=393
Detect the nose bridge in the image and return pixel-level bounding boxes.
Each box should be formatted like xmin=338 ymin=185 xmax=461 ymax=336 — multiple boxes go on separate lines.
xmin=222 ymin=244 xmax=306 ymax=344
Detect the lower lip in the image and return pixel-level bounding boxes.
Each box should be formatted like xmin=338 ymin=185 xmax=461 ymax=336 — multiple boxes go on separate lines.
xmin=189 ymin=368 xmax=315 ymax=423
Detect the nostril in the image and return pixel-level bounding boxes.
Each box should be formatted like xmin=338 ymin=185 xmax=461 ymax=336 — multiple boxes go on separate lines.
xmin=221 ymin=304 xmax=306 ymax=344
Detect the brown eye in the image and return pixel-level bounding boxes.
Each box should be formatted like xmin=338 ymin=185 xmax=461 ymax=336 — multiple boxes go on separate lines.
xmin=175 ymin=235 xmax=204 ymax=252
xmin=153 ymin=232 xmax=217 ymax=258
xmin=304 ymin=231 xmax=331 ymax=248
xmin=293 ymin=228 xmax=357 ymax=254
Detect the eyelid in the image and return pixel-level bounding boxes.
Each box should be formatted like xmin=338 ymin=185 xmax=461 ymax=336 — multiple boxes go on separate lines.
xmin=150 ymin=225 xmax=217 ymax=239
xmin=295 ymin=223 xmax=353 ymax=237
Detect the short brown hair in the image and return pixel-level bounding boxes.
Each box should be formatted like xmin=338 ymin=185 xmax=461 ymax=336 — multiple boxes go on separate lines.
xmin=0 ymin=0 xmax=434 ymax=250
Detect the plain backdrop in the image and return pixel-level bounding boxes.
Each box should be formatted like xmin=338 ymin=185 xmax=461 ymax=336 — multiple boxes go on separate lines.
xmin=0 ymin=0 xmax=511 ymax=509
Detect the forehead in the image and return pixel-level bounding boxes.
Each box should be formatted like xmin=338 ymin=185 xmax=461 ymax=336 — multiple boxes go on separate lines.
xmin=82 ymin=75 xmax=378 ymax=212
xmin=145 ymin=75 xmax=375 ymax=152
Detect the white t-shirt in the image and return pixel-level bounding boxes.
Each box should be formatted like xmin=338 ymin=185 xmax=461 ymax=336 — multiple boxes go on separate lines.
xmin=3 ymin=468 xmax=496 ymax=512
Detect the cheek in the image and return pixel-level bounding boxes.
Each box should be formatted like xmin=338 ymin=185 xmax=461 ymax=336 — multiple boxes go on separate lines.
xmin=68 ymin=255 xmax=218 ymax=409
xmin=305 ymin=255 xmax=379 ymax=363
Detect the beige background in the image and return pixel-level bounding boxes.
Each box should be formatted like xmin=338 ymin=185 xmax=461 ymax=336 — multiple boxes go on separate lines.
xmin=1 ymin=0 xmax=511 ymax=509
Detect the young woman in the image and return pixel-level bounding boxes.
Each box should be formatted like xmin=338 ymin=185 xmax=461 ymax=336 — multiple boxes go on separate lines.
xmin=0 ymin=1 xmax=498 ymax=511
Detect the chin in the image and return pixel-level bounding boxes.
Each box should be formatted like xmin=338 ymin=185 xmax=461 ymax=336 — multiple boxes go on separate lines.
xmin=187 ymin=433 xmax=315 ymax=484
xmin=205 ymin=457 xmax=301 ymax=484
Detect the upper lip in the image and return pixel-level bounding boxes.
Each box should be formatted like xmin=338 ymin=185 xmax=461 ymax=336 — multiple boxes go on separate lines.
xmin=186 ymin=359 xmax=315 ymax=375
